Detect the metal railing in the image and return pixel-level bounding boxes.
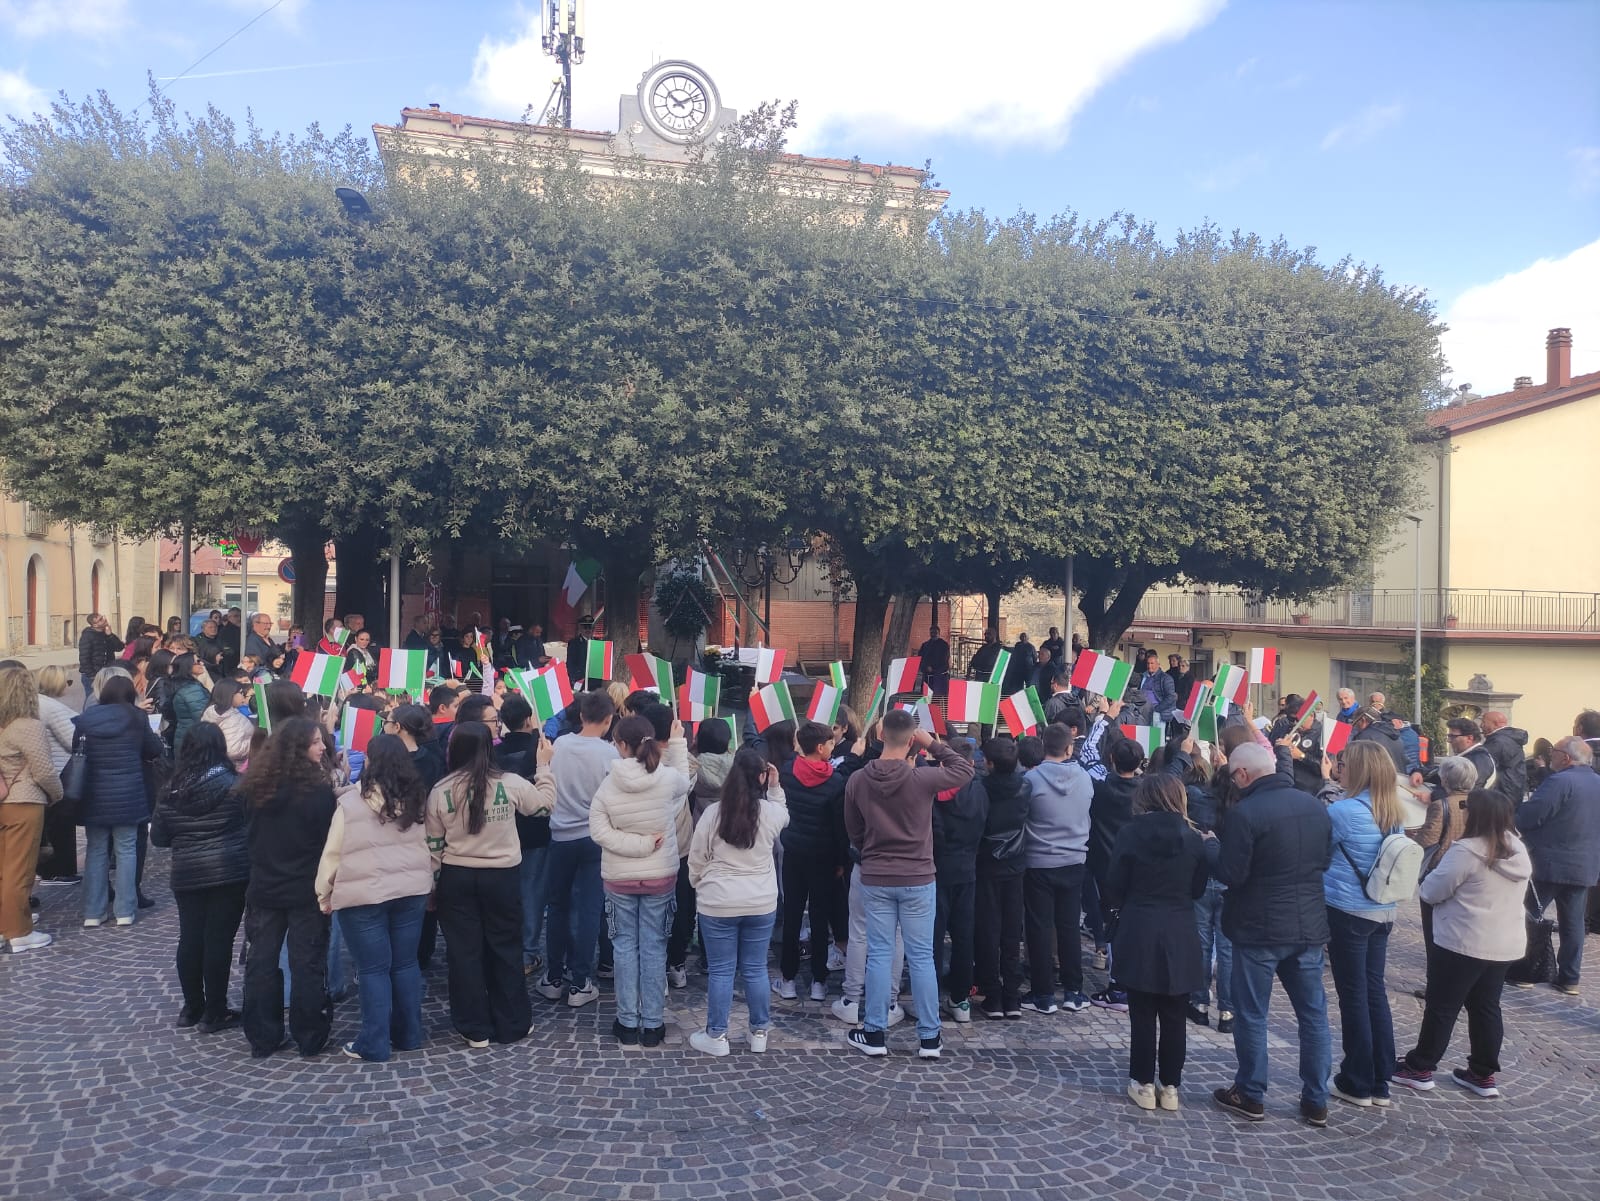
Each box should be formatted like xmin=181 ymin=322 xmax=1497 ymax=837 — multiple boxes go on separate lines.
xmin=1133 ymin=588 xmax=1600 ymax=635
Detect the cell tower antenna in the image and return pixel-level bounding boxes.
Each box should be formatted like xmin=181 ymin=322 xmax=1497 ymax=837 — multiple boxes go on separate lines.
xmin=539 ymin=0 xmax=586 ymax=128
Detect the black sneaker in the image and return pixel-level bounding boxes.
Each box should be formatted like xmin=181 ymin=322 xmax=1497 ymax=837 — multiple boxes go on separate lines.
xmin=1090 ymin=989 xmax=1129 ymax=1013
xmin=611 ymin=1020 xmax=639 ymax=1046
xmin=917 ymin=1035 xmax=942 ymax=1059
xmin=848 ymin=1027 xmax=888 ymax=1057
xmin=1186 ymin=1003 xmax=1209 ymax=1027
xmin=37 ymin=875 xmax=81 ymax=887
xmin=176 ymin=1005 xmax=201 ymax=1029
xmin=196 ymin=1009 xmax=241 ymax=1034
xmin=1212 ymin=1086 xmax=1265 ymax=1122
xmin=137 ymin=893 xmax=156 ymax=910
xmin=978 ymin=998 xmax=1005 ymax=1020
xmin=1020 ymin=996 xmax=1058 ymax=1015
xmin=639 ymin=1025 xmax=665 ymax=1048
xmin=1450 ymin=1067 xmax=1499 ymax=1098
xmin=1216 ymin=1012 xmax=1234 ymax=1034
xmin=1300 ymin=1099 xmax=1329 ymax=1127
xmin=596 ymin=962 xmax=615 ymax=980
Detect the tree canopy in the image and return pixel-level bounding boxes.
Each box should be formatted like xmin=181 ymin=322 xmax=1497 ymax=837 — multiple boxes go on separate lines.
xmin=0 ymin=90 xmax=1444 ymax=678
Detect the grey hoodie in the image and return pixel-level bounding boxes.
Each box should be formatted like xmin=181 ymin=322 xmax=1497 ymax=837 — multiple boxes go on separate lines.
xmin=549 ymin=733 xmax=621 ymax=841
xmin=1023 ymin=759 xmax=1093 ymax=869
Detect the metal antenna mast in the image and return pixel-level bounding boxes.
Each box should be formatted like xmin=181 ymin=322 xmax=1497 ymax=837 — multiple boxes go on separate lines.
xmin=539 ymin=0 xmax=586 ymax=127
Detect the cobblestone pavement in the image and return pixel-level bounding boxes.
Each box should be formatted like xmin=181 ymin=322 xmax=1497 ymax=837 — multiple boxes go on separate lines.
xmin=3 ymin=852 xmax=1597 ymax=1201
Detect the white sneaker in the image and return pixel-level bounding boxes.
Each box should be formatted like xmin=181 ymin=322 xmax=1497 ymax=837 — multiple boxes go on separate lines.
xmin=826 ymin=945 xmax=846 ymax=972
xmin=885 ymin=1003 xmax=906 ymax=1029
xmin=809 ymin=980 xmax=827 ymax=1002
xmin=83 ymin=917 xmax=104 ymax=928
xmin=8 ymin=930 xmax=52 ymax=952
xmin=566 ymin=980 xmax=599 ymax=1008
xmin=114 ymin=916 xmax=135 ymax=927
xmin=689 ymin=1030 xmax=730 ymax=1057
xmin=667 ymin=964 xmax=688 ymax=989
xmin=748 ymin=1028 xmax=769 ymax=1053
xmin=831 ymin=997 xmax=860 ymax=1025
xmin=1157 ymin=1085 xmax=1180 ymax=1112
xmin=463 ymin=1035 xmax=490 ymax=1049
xmin=1127 ymin=1081 xmax=1157 ymax=1111
xmin=772 ymin=977 xmax=798 ymax=1000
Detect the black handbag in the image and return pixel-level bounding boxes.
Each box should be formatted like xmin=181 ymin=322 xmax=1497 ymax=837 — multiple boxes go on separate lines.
xmin=982 ymin=826 xmax=1025 ymax=862
xmin=1507 ymin=884 xmax=1557 ymax=985
xmin=58 ymin=730 xmax=89 ymax=823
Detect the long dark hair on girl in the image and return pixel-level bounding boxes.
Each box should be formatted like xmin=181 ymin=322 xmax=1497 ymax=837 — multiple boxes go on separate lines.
xmin=170 ymin=652 xmax=200 ymax=686
xmin=613 ymin=715 xmax=662 ymax=771
xmin=716 ymin=746 xmax=768 ymax=850
xmin=164 ymin=722 xmax=233 ymax=808
xmin=1462 ymin=787 xmax=1517 ymax=861
xmin=762 ymin=719 xmax=797 ymax=765
xmin=445 ymin=720 xmax=500 ymax=836
xmin=361 ymin=734 xmax=428 ymax=830
xmin=243 ymin=717 xmax=331 ymax=810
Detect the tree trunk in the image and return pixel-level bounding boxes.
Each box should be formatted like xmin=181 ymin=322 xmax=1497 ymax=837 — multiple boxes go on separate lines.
xmin=333 ymin=523 xmax=386 ymax=638
xmin=985 ymin=587 xmax=1003 ymax=635
xmin=883 ymin=589 xmax=921 ymax=663
xmin=1079 ymin=567 xmax=1155 ymax=652
xmin=284 ymin=522 xmax=330 ymax=639
xmin=603 ymin=555 xmax=646 ymax=661
xmin=847 ymin=578 xmax=890 ymax=715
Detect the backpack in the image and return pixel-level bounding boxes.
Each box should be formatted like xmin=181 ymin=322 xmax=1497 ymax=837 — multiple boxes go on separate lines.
xmin=1339 ymin=798 xmax=1423 ymax=904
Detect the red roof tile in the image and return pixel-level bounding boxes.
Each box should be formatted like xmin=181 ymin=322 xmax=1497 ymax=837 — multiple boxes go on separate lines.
xmin=1428 ymin=368 xmax=1600 ymax=433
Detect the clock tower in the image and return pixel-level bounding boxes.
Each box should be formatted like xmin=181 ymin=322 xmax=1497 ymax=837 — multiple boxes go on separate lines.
xmin=617 ymin=61 xmax=738 ymax=157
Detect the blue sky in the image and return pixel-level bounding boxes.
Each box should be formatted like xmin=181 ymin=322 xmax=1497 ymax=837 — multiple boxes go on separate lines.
xmin=3 ymin=0 xmax=1596 ymax=392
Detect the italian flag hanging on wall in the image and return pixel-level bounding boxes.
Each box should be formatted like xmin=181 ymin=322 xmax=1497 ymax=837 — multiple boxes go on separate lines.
xmin=584 ymin=640 xmax=615 ymax=681
xmin=947 ymin=678 xmax=999 ymax=725
xmin=378 ymin=648 xmax=428 ymax=695
xmin=340 ymin=706 xmax=382 ymax=755
xmin=290 ymin=652 xmax=343 ymax=698
xmin=749 ymin=682 xmax=795 ymax=731
xmin=1070 ymin=650 xmax=1133 ymax=700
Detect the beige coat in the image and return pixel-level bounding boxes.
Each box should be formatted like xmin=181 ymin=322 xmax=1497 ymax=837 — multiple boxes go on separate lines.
xmin=426 ymin=767 xmax=555 ymax=875
xmin=316 ymin=783 xmax=433 ymax=911
xmin=589 ymin=737 xmax=691 ymax=885
xmin=201 ymin=706 xmax=255 ymax=768
xmin=0 ymin=717 xmax=64 ymax=807
xmin=1418 ymin=834 xmax=1533 ymax=962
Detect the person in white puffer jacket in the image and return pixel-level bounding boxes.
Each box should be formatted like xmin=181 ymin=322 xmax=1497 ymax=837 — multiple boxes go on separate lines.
xmin=589 ymin=713 xmax=691 ymax=1048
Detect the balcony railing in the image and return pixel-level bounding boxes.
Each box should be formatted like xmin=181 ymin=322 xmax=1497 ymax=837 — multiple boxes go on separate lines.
xmin=1133 ymin=588 xmax=1600 ymax=635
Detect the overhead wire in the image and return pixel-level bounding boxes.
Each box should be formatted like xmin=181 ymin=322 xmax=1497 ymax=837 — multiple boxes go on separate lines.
xmin=134 ymin=0 xmax=289 ymax=114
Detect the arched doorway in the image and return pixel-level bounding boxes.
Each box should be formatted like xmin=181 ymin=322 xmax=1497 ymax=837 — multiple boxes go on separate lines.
xmin=26 ymin=556 xmax=41 ymax=646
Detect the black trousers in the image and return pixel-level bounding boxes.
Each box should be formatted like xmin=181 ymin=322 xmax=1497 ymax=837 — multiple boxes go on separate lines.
xmin=242 ymin=902 xmax=330 ymax=1056
xmin=974 ymin=871 xmax=1026 ymax=1008
xmin=780 ymin=852 xmax=838 ymax=984
xmin=436 ymin=863 xmax=530 ymax=1044
xmin=1025 ymin=864 xmax=1085 ymax=998
xmin=174 ymin=882 xmax=247 ymax=1021
xmin=417 ymin=910 xmax=439 ymax=971
xmin=1127 ymin=989 xmax=1188 ymax=1086
xmin=1405 ymin=943 xmax=1509 ymax=1078
xmin=38 ymin=802 xmax=78 ymax=878
xmin=936 ymin=879 xmax=976 ymax=1002
xmin=1588 ymin=879 xmax=1600 ymax=935
xmin=667 ymin=857 xmax=698 ymax=969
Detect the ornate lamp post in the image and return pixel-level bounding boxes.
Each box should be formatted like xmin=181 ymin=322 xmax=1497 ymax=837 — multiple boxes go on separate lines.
xmin=731 ymin=537 xmax=809 ymax=644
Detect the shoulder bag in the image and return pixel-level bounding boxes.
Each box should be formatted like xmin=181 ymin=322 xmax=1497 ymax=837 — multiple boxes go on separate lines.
xmin=1507 ymin=883 xmax=1557 ymax=985
xmin=58 ymin=730 xmax=90 ymax=822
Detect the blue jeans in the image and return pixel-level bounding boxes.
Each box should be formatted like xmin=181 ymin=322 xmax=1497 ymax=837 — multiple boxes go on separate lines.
xmin=1191 ymin=879 xmax=1234 ymax=1012
xmin=519 ymin=845 xmax=550 ymax=967
xmin=84 ymin=824 xmax=137 ymax=921
xmin=605 ymin=890 xmax=675 ymax=1030
xmin=337 ymin=894 xmax=427 ymax=1061
xmin=862 ymin=881 xmax=940 ymax=1040
xmin=544 ymin=837 xmax=603 ymax=988
xmin=1531 ymin=880 xmax=1588 ymax=987
xmin=700 ymin=911 xmax=776 ymax=1036
xmin=1230 ymin=942 xmax=1331 ymax=1107
xmin=1326 ymin=906 xmax=1395 ymax=1099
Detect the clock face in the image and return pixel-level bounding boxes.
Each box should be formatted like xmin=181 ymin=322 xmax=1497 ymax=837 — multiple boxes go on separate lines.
xmin=637 ymin=61 xmax=720 ymax=143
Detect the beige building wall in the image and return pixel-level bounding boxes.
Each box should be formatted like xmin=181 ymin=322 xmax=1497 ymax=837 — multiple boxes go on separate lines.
xmin=1443 ymin=642 xmax=1600 ymax=744
xmin=1370 ymin=447 xmax=1445 ymax=594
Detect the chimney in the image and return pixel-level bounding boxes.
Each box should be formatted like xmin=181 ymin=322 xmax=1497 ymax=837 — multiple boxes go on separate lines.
xmin=1513 ymin=375 xmax=1533 ymax=390
xmin=1547 ymin=327 xmax=1572 ymax=389
xmin=428 ymin=102 xmax=441 ymax=110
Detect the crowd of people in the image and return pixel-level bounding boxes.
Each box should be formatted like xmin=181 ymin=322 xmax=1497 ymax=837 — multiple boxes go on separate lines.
xmin=2 ymin=612 xmax=1598 ymax=1125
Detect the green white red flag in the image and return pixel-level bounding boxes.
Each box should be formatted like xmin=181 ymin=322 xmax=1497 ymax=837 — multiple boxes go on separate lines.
xmin=1248 ymin=647 xmax=1278 ymax=686
xmin=254 ymin=682 xmax=272 ymax=732
xmin=693 ymin=715 xmax=738 ymax=748
xmin=624 ymin=653 xmax=674 ymax=696
xmin=290 ymin=652 xmax=343 ymax=698
xmin=678 ymin=669 xmax=721 ymax=721
xmin=527 ymin=662 xmax=575 ymax=722
xmin=987 ymin=648 xmax=1011 ymax=686
xmin=886 ymin=656 xmax=920 ymax=696
xmin=563 ymin=558 xmax=602 ymax=607
xmin=1120 ymin=724 xmax=1163 ymax=756
xmin=828 ymin=661 xmax=848 ymax=694
xmin=378 ymin=648 xmax=428 ymax=695
xmin=749 ymin=682 xmax=796 ymax=732
xmin=947 ymin=678 xmax=999 ymax=725
xmin=1322 ymin=714 xmax=1353 ymax=755
xmin=899 ymin=699 xmax=947 ymax=736
xmin=1182 ymin=681 xmax=1214 ymax=725
xmin=339 ymin=668 xmax=362 ymax=695
xmin=1214 ymin=662 xmax=1249 ymax=706
xmin=806 ymin=682 xmax=842 ymax=726
xmin=999 ymin=686 xmax=1047 ymax=736
xmin=502 ymin=668 xmax=535 ymax=695
xmin=1195 ymin=702 xmax=1219 ymax=744
xmin=1295 ymin=691 xmax=1321 ymax=723
xmin=867 ymin=677 xmax=885 ymax=719
xmin=1070 ymin=650 xmax=1133 ymax=700
xmin=584 ymin=640 xmax=614 ymax=681
xmin=751 ymin=647 xmax=786 ymax=684
xmin=340 ymin=706 xmax=381 ymax=755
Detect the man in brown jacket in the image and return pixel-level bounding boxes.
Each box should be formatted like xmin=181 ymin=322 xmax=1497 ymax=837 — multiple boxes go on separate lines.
xmin=843 ymin=709 xmax=973 ymax=1060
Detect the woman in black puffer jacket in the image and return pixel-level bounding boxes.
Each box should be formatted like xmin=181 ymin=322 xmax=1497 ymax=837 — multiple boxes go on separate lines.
xmin=151 ymin=722 xmax=250 ymax=1032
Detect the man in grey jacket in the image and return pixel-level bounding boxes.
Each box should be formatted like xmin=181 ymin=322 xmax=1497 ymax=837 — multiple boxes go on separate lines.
xmin=1518 ymin=737 xmax=1600 ymax=995
xmin=1021 ymin=723 xmax=1094 ymax=1014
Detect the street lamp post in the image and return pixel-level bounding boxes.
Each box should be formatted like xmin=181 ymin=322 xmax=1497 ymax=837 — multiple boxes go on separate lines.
xmin=732 ymin=539 xmax=809 ymax=645
xmin=1405 ymin=514 xmax=1422 ymax=725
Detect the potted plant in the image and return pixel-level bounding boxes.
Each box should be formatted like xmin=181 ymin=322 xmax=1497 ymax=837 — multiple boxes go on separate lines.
xmin=1444 ymin=613 xmax=1458 ymax=629
xmin=1292 ymin=612 xmax=1311 ymax=626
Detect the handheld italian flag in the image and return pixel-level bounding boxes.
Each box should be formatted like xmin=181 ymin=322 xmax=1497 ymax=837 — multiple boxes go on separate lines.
xmin=1120 ymin=724 xmax=1163 ymax=756
xmin=1248 ymin=646 xmax=1278 ymax=686
xmin=563 ymin=557 xmax=602 ymax=607
xmin=502 ymin=668 xmax=535 ymax=695
xmin=899 ymin=699 xmax=946 ymax=736
xmin=987 ymin=647 xmax=1011 ymax=686
xmin=1214 ymin=662 xmax=1249 ymax=707
xmin=678 ymin=669 xmax=720 ymax=721
xmin=527 ymin=662 xmax=575 ymax=722
xmin=1195 ymin=702 xmax=1220 ymax=744
xmin=1070 ymin=650 xmax=1133 ymax=700
xmin=339 ymin=668 xmax=363 ymax=694
xmin=1322 ymin=713 xmax=1353 ymax=755
xmin=1294 ymin=691 xmax=1321 ymax=724
xmin=998 ymin=685 xmax=1048 ymax=737
xmin=339 ymin=706 xmax=382 ymax=756
xmin=1182 ymin=681 xmax=1214 ymax=725
xmin=624 ymin=653 xmax=674 ymax=696
xmin=584 ymin=640 xmax=614 ymax=682
xmin=254 ymin=682 xmax=272 ymax=732
xmin=751 ymin=646 xmax=786 ymax=685
xmin=947 ymin=678 xmax=999 ymax=725
xmin=378 ymin=648 xmax=428 ymax=695
xmin=828 ymin=661 xmax=848 ymax=695
xmin=806 ymin=681 xmax=842 ymax=726
xmin=866 ymin=677 xmax=885 ymax=720
xmin=290 ymin=653 xmax=343 ymax=698
xmin=693 ymin=715 xmax=738 ymax=748
xmin=885 ymin=656 xmax=920 ymax=697
xmin=749 ymin=682 xmax=795 ymax=732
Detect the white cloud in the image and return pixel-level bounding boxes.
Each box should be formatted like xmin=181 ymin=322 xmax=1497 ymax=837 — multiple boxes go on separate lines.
xmin=0 ymin=66 xmax=46 ymax=118
xmin=1320 ymin=101 xmax=1404 ymax=151
xmin=470 ymin=0 xmax=1226 ymax=151
xmin=1571 ymin=146 xmax=1600 ymax=194
xmin=1439 ymin=238 xmax=1600 ymax=393
xmin=0 ymin=0 xmax=127 ymax=38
